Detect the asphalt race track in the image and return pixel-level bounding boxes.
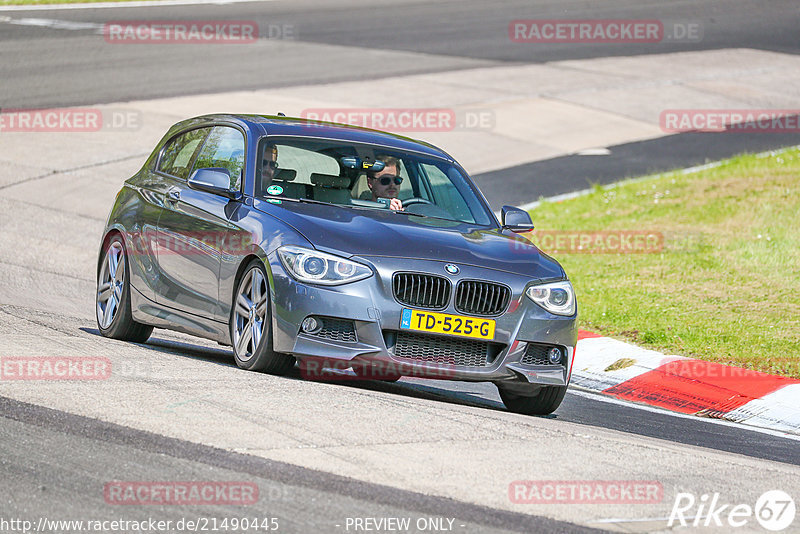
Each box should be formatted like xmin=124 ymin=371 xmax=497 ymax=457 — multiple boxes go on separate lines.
xmin=1 ymin=0 xmax=799 ymax=107
xmin=1 ymin=1 xmax=800 ymax=533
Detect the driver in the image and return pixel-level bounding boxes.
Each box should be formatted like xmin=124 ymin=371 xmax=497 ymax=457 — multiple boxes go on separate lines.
xmin=366 ymin=156 xmax=403 ymax=211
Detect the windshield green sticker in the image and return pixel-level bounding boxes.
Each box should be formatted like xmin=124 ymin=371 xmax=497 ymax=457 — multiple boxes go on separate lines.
xmin=267 ymin=185 xmax=284 ymax=195
xmin=266 ymin=198 xmax=282 ymax=205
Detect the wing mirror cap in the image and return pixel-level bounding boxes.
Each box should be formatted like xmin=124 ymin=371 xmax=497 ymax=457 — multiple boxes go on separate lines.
xmin=501 ymin=205 xmax=535 ymax=233
xmin=188 ymin=168 xmax=242 ymax=201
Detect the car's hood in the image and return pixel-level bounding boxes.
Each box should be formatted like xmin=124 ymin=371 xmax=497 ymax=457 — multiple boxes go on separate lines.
xmin=256 ymin=200 xmax=565 ymax=279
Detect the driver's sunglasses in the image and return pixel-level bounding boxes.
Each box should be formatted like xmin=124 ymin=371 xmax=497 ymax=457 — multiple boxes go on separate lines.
xmin=262 ymin=160 xmax=279 ymax=170
xmin=376 ymin=175 xmax=403 ymax=186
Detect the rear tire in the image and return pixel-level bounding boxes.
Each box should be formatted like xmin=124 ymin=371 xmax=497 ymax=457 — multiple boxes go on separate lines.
xmin=96 ymin=235 xmax=153 ymax=343
xmin=230 ymin=259 xmax=295 ymax=375
xmin=497 ymin=384 xmax=567 ymax=416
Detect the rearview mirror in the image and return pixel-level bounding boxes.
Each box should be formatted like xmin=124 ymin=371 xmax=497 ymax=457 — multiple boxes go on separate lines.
xmin=188 ymin=168 xmax=242 ymax=201
xmin=341 ymin=156 xmax=385 ymax=172
xmin=501 ymin=205 xmax=534 ymax=233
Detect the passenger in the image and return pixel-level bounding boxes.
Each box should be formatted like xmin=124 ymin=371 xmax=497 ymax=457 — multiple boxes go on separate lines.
xmin=366 ymin=156 xmax=403 ymax=211
xmin=261 ymin=144 xmax=278 ymax=192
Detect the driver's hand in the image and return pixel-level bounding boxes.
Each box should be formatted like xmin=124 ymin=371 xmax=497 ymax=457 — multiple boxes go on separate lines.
xmin=390 ymin=198 xmax=404 ymax=211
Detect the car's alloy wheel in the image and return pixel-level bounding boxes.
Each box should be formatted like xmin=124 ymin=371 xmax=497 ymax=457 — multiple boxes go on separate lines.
xmin=497 ymin=384 xmax=568 ymax=416
xmin=233 ymin=266 xmax=267 ymax=361
xmin=231 ymin=260 xmax=295 ymax=374
xmin=97 ymin=240 xmax=124 ymax=330
xmin=96 ymin=235 xmax=153 ymax=342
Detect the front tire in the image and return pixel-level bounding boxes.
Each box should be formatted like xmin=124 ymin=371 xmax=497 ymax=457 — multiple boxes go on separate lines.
xmin=230 ymin=259 xmax=295 ymax=374
xmin=96 ymin=235 xmax=153 ymax=343
xmin=497 ymin=384 xmax=568 ymax=416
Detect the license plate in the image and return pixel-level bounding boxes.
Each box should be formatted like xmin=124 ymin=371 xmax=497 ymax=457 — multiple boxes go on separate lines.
xmin=400 ymin=309 xmax=495 ymax=340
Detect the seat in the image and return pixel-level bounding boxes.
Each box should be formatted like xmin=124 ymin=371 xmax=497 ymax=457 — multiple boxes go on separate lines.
xmin=351 ymin=174 xmax=371 ymax=200
xmin=310 ymin=173 xmax=352 ymax=204
xmin=275 ymin=169 xmax=297 ymax=181
xmin=261 ymin=168 xmax=309 ymax=199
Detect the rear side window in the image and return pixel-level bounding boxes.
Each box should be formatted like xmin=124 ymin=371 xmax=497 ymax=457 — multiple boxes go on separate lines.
xmin=192 ymin=126 xmax=246 ymax=191
xmin=274 ymin=143 xmax=339 ymax=185
xmin=157 ymin=128 xmax=209 ymax=180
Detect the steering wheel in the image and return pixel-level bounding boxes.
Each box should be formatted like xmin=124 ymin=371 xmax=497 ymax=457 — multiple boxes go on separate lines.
xmin=401 ymin=197 xmax=432 ymax=208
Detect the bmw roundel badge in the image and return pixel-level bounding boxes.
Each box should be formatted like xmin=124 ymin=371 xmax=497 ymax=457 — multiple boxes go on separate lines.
xmin=444 ymin=264 xmax=459 ymax=275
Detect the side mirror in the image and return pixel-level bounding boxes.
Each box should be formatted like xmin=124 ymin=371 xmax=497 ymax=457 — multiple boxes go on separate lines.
xmin=501 ymin=205 xmax=534 ymax=233
xmin=188 ymin=168 xmax=242 ymax=201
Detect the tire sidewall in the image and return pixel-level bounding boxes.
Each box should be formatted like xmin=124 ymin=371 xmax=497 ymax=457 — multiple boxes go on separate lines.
xmin=498 ymin=384 xmax=568 ymax=416
xmin=230 ymin=260 xmax=273 ymax=370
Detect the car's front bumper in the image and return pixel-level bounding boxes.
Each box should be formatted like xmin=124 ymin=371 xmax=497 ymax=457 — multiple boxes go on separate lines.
xmin=268 ymin=253 xmax=578 ymax=387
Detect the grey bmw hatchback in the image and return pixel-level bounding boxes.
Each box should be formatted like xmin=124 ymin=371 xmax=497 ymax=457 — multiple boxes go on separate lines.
xmin=96 ymin=114 xmax=577 ymax=415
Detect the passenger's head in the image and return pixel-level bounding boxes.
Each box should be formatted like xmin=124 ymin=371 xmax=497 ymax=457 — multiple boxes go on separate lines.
xmin=367 ymin=155 xmax=402 ymax=200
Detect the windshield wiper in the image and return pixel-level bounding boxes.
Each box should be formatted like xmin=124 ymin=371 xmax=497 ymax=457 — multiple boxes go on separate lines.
xmin=389 ymin=210 xmax=459 ymax=223
xmin=297 ymin=197 xmax=336 ymax=206
xmin=262 ymin=196 xmax=333 ymax=207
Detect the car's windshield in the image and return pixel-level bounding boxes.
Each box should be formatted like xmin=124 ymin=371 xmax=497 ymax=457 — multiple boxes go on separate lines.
xmin=256 ymin=136 xmax=493 ymax=226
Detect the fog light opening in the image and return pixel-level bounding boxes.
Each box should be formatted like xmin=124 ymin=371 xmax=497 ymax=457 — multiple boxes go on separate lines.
xmin=547 ymin=347 xmax=563 ymax=365
xmin=301 ymin=316 xmax=322 ymax=334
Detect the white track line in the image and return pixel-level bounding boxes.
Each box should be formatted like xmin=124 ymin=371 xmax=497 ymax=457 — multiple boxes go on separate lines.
xmin=0 ymin=0 xmax=273 ymax=12
xmin=1 ymin=16 xmax=104 ymax=30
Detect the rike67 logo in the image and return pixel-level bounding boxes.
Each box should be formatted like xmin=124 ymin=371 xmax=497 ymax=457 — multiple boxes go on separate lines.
xmin=669 ymin=490 xmax=796 ymax=531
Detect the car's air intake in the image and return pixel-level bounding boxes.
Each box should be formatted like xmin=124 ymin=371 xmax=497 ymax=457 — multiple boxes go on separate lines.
xmin=392 ymin=273 xmax=451 ymax=309
xmin=455 ymin=281 xmax=511 ymax=316
xmin=392 ymin=331 xmax=502 ymax=367
xmin=520 ymin=343 xmax=564 ymax=366
xmin=312 ymin=317 xmax=357 ymax=343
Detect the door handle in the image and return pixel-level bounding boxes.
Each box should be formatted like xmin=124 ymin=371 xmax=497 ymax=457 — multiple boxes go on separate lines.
xmin=167 ymin=188 xmax=181 ymax=203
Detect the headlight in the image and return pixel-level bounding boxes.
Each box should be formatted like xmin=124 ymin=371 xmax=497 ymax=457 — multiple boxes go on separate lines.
xmin=525 ymin=281 xmax=576 ymax=316
xmin=277 ymin=246 xmax=372 ymax=285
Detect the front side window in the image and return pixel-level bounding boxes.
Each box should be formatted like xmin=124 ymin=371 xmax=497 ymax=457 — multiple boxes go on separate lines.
xmin=418 ymin=163 xmax=474 ymax=223
xmin=157 ymin=128 xmax=209 ymax=180
xmin=192 ymin=126 xmax=246 ymax=191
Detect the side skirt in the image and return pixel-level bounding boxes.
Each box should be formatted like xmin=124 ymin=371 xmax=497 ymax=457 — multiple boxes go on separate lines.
xmin=130 ymin=284 xmax=231 ymax=345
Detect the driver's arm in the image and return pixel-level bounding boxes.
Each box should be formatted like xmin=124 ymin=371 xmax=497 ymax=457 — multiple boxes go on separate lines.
xmin=390 ymin=198 xmax=403 ymax=211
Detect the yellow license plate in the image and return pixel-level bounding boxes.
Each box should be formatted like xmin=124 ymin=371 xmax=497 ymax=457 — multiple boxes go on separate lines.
xmin=400 ymin=309 xmax=495 ymax=340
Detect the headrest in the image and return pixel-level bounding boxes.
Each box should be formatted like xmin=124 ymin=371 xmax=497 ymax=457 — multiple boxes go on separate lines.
xmin=274 ymin=169 xmax=297 ymax=182
xmin=311 ymin=173 xmax=349 ymax=189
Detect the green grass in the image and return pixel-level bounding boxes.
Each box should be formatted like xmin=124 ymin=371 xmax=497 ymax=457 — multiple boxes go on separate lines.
xmin=526 ymin=147 xmax=800 ymax=378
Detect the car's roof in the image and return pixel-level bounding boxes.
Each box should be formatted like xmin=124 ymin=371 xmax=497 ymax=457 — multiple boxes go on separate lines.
xmin=182 ymin=114 xmax=454 ymax=161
